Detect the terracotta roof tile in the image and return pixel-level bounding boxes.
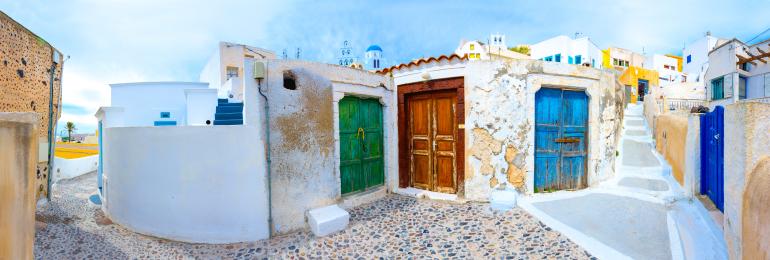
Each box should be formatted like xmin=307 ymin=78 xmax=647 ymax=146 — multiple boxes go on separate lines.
xmin=376 ymin=54 xmax=467 ymax=74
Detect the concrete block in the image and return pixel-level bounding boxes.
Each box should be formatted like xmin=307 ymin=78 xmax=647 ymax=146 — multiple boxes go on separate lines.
xmin=307 ymin=205 xmax=349 ymax=237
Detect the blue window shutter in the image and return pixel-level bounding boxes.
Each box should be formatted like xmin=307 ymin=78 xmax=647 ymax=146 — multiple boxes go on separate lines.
xmin=555 ymin=54 xmax=562 ymax=62
xmin=568 ymin=56 xmax=573 ymax=64
xmin=575 ymin=55 xmax=582 ymax=64
xmin=160 ymin=112 xmax=171 ymax=118
xmin=687 ymin=55 xmax=692 ymax=63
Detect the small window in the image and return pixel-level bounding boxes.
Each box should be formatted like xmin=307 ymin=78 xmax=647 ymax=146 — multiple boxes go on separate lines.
xmin=544 ymin=56 xmax=553 ymax=62
xmin=470 ymin=44 xmax=475 ymax=51
xmin=555 ymin=54 xmax=561 ymax=62
xmin=740 ymin=62 xmax=751 ymax=71
xmin=686 ymin=55 xmax=692 ymax=63
xmin=575 ymin=55 xmax=582 ymax=65
xmin=283 ymin=71 xmax=297 ymax=90
xmin=711 ymin=77 xmax=724 ymax=100
xmin=568 ymin=56 xmax=574 ymax=64
xmin=613 ymin=58 xmax=619 ymax=66
xmin=226 ymin=67 xmax=239 ymax=79
xmin=160 ymin=112 xmax=170 ymax=118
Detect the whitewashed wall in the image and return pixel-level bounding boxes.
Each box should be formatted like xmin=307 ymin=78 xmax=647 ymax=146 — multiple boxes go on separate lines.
xmin=683 ymin=36 xmax=720 ymax=83
xmin=52 ymin=155 xmax=98 ymax=183
xmin=263 ymin=60 xmax=394 ymax=235
xmin=463 ymin=60 xmax=623 ymax=200
xmin=184 ymin=88 xmax=217 ymax=126
xmin=101 ymin=125 xmax=269 ymax=243
xmin=109 ymin=82 xmax=210 ymax=127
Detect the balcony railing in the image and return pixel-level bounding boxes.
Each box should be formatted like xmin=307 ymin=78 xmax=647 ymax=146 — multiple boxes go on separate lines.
xmin=657 ymin=98 xmax=707 ymax=113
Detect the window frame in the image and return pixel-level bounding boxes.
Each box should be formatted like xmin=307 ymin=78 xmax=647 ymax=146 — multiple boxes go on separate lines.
xmin=711 ymin=76 xmax=725 ymax=100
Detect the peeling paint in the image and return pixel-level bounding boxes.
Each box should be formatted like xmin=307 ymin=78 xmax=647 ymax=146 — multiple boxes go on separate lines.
xmin=470 ymin=128 xmax=503 ymax=176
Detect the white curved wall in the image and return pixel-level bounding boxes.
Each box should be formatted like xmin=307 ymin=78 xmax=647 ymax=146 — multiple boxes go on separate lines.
xmin=52 ymin=155 xmax=98 ymax=183
xmin=102 ymin=125 xmax=268 ymax=243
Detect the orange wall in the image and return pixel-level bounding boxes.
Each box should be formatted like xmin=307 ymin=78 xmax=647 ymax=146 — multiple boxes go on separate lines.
xmin=654 ymin=113 xmax=688 ymax=185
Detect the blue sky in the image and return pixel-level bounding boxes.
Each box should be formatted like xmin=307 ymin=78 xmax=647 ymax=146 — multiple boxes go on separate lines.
xmin=1 ymin=0 xmax=769 ymax=134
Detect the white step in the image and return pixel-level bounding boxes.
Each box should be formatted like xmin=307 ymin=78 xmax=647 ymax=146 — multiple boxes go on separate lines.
xmin=307 ymin=204 xmax=349 ymax=237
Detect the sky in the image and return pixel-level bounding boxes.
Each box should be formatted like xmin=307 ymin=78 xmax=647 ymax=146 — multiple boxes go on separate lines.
xmin=1 ymin=0 xmax=769 ymax=134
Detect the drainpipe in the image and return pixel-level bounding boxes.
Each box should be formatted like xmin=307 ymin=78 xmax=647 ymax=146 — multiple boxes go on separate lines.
xmin=45 ymin=48 xmax=59 ymax=201
xmin=256 ymin=62 xmax=273 ymax=236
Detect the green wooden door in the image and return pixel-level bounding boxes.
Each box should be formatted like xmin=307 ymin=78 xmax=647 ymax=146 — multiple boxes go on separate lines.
xmin=339 ymin=96 xmax=384 ymax=195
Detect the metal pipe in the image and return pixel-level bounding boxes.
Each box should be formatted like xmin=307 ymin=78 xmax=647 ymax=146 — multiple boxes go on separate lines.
xmin=45 ymin=48 xmax=58 ymax=200
xmin=257 ymin=62 xmax=273 ymax=236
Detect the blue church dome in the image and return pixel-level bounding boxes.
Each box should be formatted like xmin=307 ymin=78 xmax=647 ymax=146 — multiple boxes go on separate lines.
xmin=366 ymin=45 xmax=382 ymax=52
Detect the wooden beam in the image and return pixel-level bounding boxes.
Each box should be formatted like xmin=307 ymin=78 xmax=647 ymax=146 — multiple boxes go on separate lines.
xmin=737 ymin=54 xmax=758 ymax=66
xmin=746 ymin=51 xmax=767 ymax=64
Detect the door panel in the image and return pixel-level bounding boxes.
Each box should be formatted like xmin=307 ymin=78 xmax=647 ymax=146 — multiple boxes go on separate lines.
xmin=339 ymin=96 xmax=384 ymax=195
xmin=700 ymin=106 xmax=724 ymax=211
xmin=407 ymin=91 xmax=458 ymax=193
xmin=409 ymin=97 xmax=432 ymax=190
xmin=535 ymin=88 xmax=588 ymax=192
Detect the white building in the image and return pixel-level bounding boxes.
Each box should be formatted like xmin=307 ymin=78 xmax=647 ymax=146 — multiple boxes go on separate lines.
xmin=95 ymin=42 xmax=396 ymax=243
xmin=705 ymin=38 xmax=770 ymax=107
xmin=364 ymin=45 xmax=383 ymax=71
xmin=645 ymin=54 xmax=684 ymax=86
xmin=682 ymin=34 xmax=726 ymax=84
xmin=455 ymin=33 xmax=530 ymax=61
xmin=530 ymin=35 xmax=603 ymax=68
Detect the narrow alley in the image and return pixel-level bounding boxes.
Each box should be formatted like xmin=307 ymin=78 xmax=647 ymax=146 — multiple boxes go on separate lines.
xmin=518 ymin=103 xmax=728 ymax=259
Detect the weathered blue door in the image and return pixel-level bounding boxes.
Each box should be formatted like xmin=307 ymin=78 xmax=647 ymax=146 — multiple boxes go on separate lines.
xmin=700 ymin=106 xmax=724 ymax=211
xmin=535 ymin=88 xmax=588 ymax=192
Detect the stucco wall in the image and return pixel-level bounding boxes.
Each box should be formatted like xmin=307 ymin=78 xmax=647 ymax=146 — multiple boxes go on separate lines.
xmin=101 ymin=125 xmax=269 ymax=243
xmin=264 ymin=60 xmax=394 ymax=234
xmin=52 ymin=155 xmax=98 ymax=183
xmin=0 ymin=113 xmax=38 ymax=260
xmin=742 ymin=156 xmax=770 ymax=260
xmin=723 ymin=102 xmax=770 ymax=259
xmin=109 ymin=82 xmax=210 ymax=127
xmin=653 ymin=112 xmax=688 ymax=185
xmin=463 ymin=60 xmax=624 ymax=200
xmin=1 ymin=11 xmax=64 ymax=199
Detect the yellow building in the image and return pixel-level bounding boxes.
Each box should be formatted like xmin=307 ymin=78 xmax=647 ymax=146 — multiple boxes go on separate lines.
xmin=602 ymin=47 xmax=646 ymax=71
xmin=619 ymin=66 xmax=660 ymax=103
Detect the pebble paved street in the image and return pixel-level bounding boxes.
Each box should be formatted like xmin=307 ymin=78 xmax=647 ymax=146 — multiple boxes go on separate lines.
xmin=35 ymin=172 xmax=593 ymax=259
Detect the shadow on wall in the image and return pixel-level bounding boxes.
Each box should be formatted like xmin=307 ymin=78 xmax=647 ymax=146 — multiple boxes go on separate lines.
xmin=743 ymin=156 xmax=770 ymax=259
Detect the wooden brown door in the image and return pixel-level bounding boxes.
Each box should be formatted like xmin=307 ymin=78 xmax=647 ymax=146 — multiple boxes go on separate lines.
xmin=407 ymin=91 xmax=457 ymax=193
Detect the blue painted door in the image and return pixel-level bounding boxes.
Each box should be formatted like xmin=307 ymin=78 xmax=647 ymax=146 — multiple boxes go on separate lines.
xmin=535 ymin=88 xmax=588 ymax=192
xmin=700 ymin=106 xmax=724 ymax=211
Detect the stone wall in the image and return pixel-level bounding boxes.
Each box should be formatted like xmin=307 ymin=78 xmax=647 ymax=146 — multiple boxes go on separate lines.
xmin=0 ymin=11 xmax=64 ymax=199
xmin=0 ymin=113 xmax=38 ymax=260
xmin=264 ymin=60 xmax=394 ymax=234
xmin=463 ymin=60 xmax=624 ymax=200
xmin=723 ymin=102 xmax=770 ymax=259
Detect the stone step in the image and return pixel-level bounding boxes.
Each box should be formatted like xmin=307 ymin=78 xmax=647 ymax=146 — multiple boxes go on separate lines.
xmin=617 ymin=177 xmax=669 ymax=191
xmin=216 ymin=106 xmax=242 ymax=113
xmin=213 ymin=119 xmax=243 ymax=125
xmin=215 ymin=112 xmax=242 ymax=120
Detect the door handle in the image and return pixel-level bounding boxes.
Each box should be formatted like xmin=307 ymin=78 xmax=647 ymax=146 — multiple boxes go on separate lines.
xmin=555 ymin=138 xmax=580 ymax=143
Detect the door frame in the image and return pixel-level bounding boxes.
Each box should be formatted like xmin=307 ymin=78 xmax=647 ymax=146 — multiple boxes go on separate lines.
xmin=397 ymin=77 xmax=465 ymax=194
xmin=533 ymin=87 xmax=590 ymax=192
xmin=331 ymin=82 xmax=396 ymax=200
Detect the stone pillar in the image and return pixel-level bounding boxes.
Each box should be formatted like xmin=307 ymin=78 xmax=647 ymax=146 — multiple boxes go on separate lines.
xmin=683 ymin=113 xmax=702 ymax=198
xmin=0 ymin=113 xmax=38 ymax=260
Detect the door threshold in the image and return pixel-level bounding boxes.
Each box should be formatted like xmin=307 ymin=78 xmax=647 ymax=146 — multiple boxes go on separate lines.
xmin=394 ymin=187 xmax=464 ymax=203
xmin=340 ymin=186 xmax=387 ymax=210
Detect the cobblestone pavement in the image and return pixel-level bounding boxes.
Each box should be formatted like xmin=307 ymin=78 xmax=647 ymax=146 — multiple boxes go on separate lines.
xmin=35 ymin=172 xmax=593 ymax=259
